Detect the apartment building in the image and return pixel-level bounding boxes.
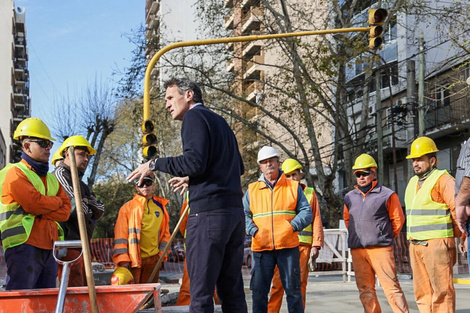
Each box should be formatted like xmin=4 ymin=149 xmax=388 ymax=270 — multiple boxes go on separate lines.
xmin=223 ymin=0 xmax=332 ymax=180
xmin=342 ymin=3 xmax=470 ymax=201
xmin=0 ymin=1 xmax=31 ymax=166
xmin=145 ymin=0 xmax=200 ymax=88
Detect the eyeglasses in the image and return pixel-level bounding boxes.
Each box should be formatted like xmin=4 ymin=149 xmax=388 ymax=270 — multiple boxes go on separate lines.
xmin=355 ymin=171 xmax=372 ymax=178
xmin=25 ymin=139 xmax=53 ymax=149
xmin=136 ymin=180 xmax=153 ymax=188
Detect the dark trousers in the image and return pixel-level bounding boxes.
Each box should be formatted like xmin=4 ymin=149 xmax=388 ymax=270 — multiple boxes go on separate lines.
xmin=186 ymin=207 xmax=247 ymax=313
xmin=251 ymin=247 xmax=303 ymax=313
xmin=4 ymin=244 xmax=58 ymax=290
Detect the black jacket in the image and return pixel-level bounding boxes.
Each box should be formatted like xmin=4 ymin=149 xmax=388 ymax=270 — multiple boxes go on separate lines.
xmin=53 ymin=162 xmax=104 ymax=240
xmin=153 ymin=105 xmax=244 ymax=213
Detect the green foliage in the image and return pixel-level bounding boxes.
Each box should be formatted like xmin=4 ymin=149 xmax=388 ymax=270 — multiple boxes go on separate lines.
xmin=92 ymin=179 xmax=135 ymax=238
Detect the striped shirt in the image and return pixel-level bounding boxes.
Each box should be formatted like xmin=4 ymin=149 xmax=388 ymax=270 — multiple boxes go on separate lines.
xmin=455 ymin=139 xmax=470 ymax=196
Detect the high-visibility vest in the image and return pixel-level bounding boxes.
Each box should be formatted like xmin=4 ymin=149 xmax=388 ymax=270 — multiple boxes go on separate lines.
xmin=0 ymin=162 xmax=63 ymax=250
xmin=248 ymin=174 xmax=300 ymax=251
xmin=405 ymin=169 xmax=454 ymax=240
xmin=298 ymin=187 xmax=314 ymax=244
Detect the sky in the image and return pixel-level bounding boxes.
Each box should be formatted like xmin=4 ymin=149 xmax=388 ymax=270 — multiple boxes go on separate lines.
xmin=15 ymin=0 xmax=145 ymax=121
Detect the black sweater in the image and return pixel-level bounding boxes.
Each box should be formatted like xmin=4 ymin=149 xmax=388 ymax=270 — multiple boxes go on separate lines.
xmin=154 ymin=105 xmax=244 ymax=213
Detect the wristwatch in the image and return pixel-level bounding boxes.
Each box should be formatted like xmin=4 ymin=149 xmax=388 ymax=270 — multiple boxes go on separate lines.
xmin=149 ymin=158 xmax=157 ymax=171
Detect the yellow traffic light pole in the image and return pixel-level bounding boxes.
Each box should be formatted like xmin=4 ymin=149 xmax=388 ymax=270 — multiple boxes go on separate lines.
xmin=143 ymin=27 xmax=370 ymax=122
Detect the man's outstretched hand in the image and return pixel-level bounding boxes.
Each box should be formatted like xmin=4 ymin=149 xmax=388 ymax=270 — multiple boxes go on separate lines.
xmin=127 ymin=160 xmax=153 ymax=186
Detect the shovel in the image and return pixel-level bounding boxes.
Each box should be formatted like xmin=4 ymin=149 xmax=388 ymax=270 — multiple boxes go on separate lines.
xmin=53 ymin=240 xmax=83 ymax=313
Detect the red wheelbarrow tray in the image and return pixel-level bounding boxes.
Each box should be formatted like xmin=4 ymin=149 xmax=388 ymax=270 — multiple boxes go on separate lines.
xmin=0 ymin=283 xmax=162 ymax=313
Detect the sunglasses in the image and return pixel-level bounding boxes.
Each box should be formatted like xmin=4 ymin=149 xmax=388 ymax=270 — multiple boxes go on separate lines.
xmin=136 ymin=180 xmax=153 ymax=188
xmin=355 ymin=171 xmax=372 ymax=178
xmin=26 ymin=139 xmax=53 ymax=149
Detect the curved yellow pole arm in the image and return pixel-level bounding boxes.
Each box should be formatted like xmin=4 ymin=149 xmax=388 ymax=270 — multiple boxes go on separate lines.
xmin=142 ymin=27 xmax=369 ymax=121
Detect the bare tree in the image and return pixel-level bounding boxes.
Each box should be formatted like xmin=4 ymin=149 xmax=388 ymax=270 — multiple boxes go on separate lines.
xmin=48 ymin=75 xmax=117 ymax=189
xmin=118 ymin=0 xmax=470 ymax=227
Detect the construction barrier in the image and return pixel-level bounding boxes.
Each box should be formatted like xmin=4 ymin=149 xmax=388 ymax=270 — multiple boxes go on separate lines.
xmin=0 ymin=233 xmax=466 ymax=285
xmin=50 ymin=235 xmax=470 ymax=276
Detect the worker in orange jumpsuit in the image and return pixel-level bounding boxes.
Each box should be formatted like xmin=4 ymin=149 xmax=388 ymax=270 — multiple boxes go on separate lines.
xmin=268 ymin=159 xmax=324 ymax=312
xmin=0 ymin=117 xmax=71 ymax=290
xmin=175 ymin=193 xmax=219 ymax=305
xmin=113 ymin=173 xmax=170 ymax=283
xmin=404 ymin=137 xmax=461 ymax=313
xmin=344 ymin=154 xmax=409 ymax=313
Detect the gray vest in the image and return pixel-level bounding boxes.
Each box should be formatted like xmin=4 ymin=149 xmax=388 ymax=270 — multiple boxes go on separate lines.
xmin=344 ymin=184 xmax=395 ymax=248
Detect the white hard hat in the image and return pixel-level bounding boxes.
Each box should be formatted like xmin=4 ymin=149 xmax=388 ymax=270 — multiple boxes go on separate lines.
xmin=257 ymin=146 xmax=280 ymax=163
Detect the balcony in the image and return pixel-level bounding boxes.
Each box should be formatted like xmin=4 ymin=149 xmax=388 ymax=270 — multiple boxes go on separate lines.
xmin=244 ymin=81 xmax=257 ymax=102
xmin=12 ymin=113 xmax=29 ymax=123
xmin=423 ymin=96 xmax=470 ymax=135
xmin=149 ymin=16 xmax=160 ymax=30
xmin=13 ymin=42 xmax=26 ymax=59
xmin=242 ymin=40 xmax=262 ymax=57
xmin=15 ymin=57 xmax=27 ymax=68
xmin=241 ymin=7 xmax=262 ymax=34
xmin=148 ymin=0 xmax=159 ymax=16
xmin=241 ymin=0 xmax=258 ymax=10
xmin=146 ymin=27 xmax=160 ymax=41
xmin=224 ymin=14 xmax=234 ymax=30
xmin=12 ymin=93 xmax=26 ymax=110
xmin=224 ymin=0 xmax=234 ymax=8
xmin=14 ymin=67 xmax=27 ymax=84
xmin=244 ymin=55 xmax=263 ymax=79
xmin=226 ymin=59 xmax=234 ymax=72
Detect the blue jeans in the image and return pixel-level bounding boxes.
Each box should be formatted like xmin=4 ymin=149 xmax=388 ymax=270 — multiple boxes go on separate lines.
xmin=186 ymin=207 xmax=247 ymax=313
xmin=4 ymin=244 xmax=58 ymax=290
xmin=251 ymin=247 xmax=303 ymax=313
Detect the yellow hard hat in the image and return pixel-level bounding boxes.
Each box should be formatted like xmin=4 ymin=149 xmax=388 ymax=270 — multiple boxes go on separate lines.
xmin=51 ymin=149 xmax=64 ymax=166
xmin=406 ymin=136 xmax=439 ymax=159
xmin=282 ymin=159 xmax=303 ymax=174
xmin=110 ymin=267 xmax=134 ymax=285
xmin=13 ymin=117 xmax=55 ymax=141
xmin=59 ymin=135 xmax=96 ymax=155
xmin=352 ymin=154 xmax=378 ymax=170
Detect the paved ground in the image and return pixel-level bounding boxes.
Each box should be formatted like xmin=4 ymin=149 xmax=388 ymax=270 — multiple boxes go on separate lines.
xmin=156 ymin=269 xmax=470 ymax=313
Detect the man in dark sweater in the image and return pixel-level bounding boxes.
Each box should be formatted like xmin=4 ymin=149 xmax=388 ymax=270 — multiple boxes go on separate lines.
xmin=127 ymin=78 xmax=247 ymax=313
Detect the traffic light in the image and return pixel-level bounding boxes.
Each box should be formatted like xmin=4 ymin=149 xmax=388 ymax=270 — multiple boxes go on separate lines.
xmin=142 ymin=119 xmax=157 ymax=159
xmin=368 ymin=8 xmax=388 ymax=49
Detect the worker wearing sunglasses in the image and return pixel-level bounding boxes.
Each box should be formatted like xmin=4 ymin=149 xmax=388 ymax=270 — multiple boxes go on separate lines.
xmin=1 ymin=118 xmax=71 ymax=290
xmin=343 ymin=154 xmax=409 ymax=313
xmin=113 ymin=174 xmax=170 ymax=284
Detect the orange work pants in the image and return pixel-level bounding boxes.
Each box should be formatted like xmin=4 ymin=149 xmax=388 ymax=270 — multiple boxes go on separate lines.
xmin=409 ymin=237 xmax=456 ymax=313
xmin=351 ymin=246 xmax=409 ymax=313
xmin=130 ymin=254 xmax=160 ymax=284
xmin=268 ymin=245 xmax=311 ymax=313
xmin=176 ymin=259 xmax=219 ymax=306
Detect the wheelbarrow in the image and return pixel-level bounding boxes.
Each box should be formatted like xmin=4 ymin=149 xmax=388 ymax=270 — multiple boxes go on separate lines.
xmin=53 ymin=240 xmax=83 ymax=313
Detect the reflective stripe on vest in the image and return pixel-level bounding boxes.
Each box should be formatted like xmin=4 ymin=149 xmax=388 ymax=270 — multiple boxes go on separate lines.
xmin=404 ymin=169 xmax=453 ymax=240
xmin=298 ymin=187 xmax=314 ymax=244
xmin=248 ymin=175 xmax=300 ymax=251
xmin=0 ymin=162 xmax=63 ymax=250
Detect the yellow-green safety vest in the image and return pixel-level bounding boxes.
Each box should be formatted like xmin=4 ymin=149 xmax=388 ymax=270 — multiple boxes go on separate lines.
xmin=404 ymin=169 xmax=454 ymax=240
xmin=298 ymin=187 xmax=314 ymax=244
xmin=0 ymin=162 xmax=64 ymax=250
